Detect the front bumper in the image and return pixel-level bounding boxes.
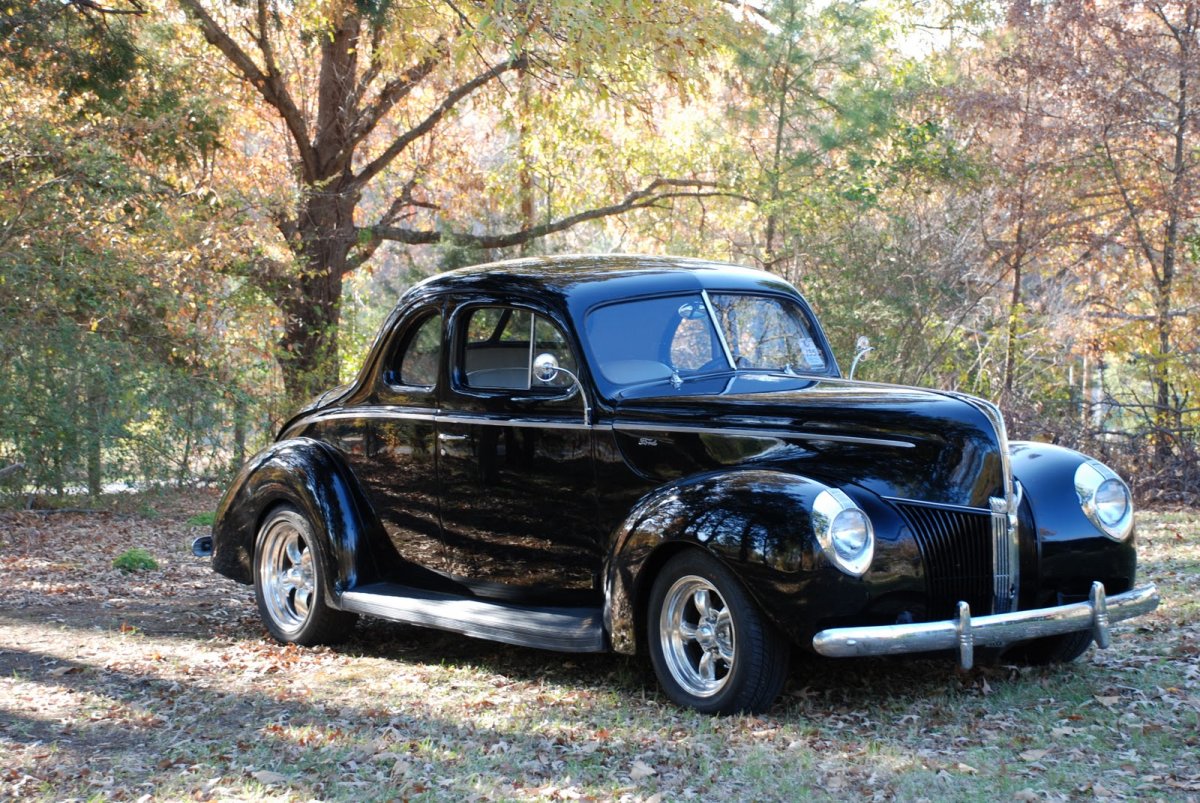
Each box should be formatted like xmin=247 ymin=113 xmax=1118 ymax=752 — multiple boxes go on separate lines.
xmin=812 ymin=582 xmax=1159 ymax=669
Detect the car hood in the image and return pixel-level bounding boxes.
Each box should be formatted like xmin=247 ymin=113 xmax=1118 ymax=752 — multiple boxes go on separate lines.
xmin=608 ymin=376 xmax=1005 ymax=508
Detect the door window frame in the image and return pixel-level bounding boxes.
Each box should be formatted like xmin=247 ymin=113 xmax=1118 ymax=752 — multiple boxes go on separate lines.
xmin=449 ymin=300 xmax=582 ymax=404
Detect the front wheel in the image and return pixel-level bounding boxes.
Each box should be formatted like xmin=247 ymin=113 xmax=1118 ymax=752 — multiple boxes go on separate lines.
xmin=254 ymin=506 xmax=356 ymax=645
xmin=647 ymin=551 xmax=789 ymax=714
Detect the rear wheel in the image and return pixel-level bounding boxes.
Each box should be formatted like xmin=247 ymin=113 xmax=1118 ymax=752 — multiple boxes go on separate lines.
xmin=647 ymin=551 xmax=788 ymax=714
xmin=254 ymin=506 xmax=356 ymax=645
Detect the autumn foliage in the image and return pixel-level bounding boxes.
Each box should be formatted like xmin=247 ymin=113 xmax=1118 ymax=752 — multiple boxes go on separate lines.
xmin=0 ymin=0 xmax=1196 ymax=502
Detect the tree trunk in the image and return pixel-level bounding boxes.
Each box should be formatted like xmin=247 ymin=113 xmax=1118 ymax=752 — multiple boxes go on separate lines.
xmin=276 ymin=257 xmax=347 ymax=402
xmin=85 ymin=371 xmax=104 ymax=497
xmin=233 ymin=392 xmax=246 ymax=466
xmin=275 ymin=182 xmax=356 ymax=401
xmin=272 ymin=11 xmax=361 ymax=403
xmin=1003 ymin=244 xmax=1024 ymax=400
xmin=1152 ymin=270 xmax=1175 ymax=462
xmin=518 ymin=62 xmax=535 ymax=256
xmin=1152 ymin=24 xmax=1189 ymax=464
xmin=763 ymin=1 xmax=797 ymax=266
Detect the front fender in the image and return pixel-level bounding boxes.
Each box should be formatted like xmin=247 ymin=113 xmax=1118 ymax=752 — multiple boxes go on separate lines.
xmin=604 ymin=469 xmax=831 ymax=654
xmin=1010 ymin=441 xmax=1138 ymax=607
xmin=211 ymin=438 xmax=380 ymax=596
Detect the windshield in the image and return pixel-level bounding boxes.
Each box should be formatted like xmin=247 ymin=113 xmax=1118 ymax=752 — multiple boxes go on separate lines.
xmin=584 ymin=291 xmax=831 ymax=395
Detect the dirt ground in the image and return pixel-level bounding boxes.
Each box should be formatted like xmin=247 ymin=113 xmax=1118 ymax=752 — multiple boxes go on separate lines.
xmin=2 ymin=493 xmax=1198 ymax=801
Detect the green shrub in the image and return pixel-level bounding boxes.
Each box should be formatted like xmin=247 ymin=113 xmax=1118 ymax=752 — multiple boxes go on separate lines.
xmin=113 ymin=548 xmax=158 ymax=573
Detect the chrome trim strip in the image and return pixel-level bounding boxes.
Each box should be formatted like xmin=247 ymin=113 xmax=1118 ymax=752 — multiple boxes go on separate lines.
xmin=700 ymin=290 xmax=737 ymax=369
xmin=290 ymin=408 xmax=439 ymax=427
xmin=883 ymin=497 xmax=990 ymax=515
xmin=812 ymin=582 xmax=1159 ymax=669
xmin=612 ymin=422 xmax=916 ymax=449
xmin=437 ymin=414 xmax=599 ymax=431
xmin=294 ymin=408 xmax=918 ymax=444
xmin=292 ymin=408 xmax=599 ymax=432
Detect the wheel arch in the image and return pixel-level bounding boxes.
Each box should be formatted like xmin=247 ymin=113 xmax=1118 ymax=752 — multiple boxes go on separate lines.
xmin=211 ymin=437 xmax=382 ymax=596
xmin=605 ymin=468 xmax=829 ymax=655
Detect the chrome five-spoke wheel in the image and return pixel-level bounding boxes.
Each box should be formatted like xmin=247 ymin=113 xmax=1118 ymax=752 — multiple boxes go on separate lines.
xmin=253 ymin=506 xmax=356 ymax=646
xmin=259 ymin=513 xmax=316 ymax=635
xmin=660 ymin=575 xmax=736 ymax=697
xmin=648 ymin=551 xmax=788 ymax=714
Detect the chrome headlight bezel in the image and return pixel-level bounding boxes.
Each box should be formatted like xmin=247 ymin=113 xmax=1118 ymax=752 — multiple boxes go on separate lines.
xmin=1074 ymin=460 xmax=1134 ymax=541
xmin=812 ymin=488 xmax=875 ymax=577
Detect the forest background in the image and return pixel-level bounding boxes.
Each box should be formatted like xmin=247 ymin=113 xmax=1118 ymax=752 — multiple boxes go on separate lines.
xmin=1 ymin=0 xmax=1196 ymax=506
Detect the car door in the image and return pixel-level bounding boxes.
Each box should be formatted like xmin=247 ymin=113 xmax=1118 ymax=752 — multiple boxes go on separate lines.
xmin=348 ymin=304 xmax=449 ymax=580
xmin=435 ymin=301 xmax=602 ymax=603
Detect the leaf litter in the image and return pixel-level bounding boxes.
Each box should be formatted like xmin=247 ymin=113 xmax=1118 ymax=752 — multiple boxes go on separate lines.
xmin=0 ymin=496 xmax=1197 ymax=801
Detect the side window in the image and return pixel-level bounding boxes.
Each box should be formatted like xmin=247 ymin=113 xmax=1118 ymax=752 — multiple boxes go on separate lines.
xmin=670 ymin=316 xmax=716 ymax=371
xmin=461 ymin=306 xmax=576 ymax=391
xmin=395 ymin=312 xmax=442 ymax=388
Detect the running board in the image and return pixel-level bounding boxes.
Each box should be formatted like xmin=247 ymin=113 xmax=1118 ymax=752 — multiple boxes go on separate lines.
xmin=338 ymin=582 xmax=606 ymax=653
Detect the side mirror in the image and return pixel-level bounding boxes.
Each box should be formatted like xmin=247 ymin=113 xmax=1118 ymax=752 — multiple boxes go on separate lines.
xmin=532 ymin=353 xmax=591 ymax=426
xmin=533 ymin=352 xmax=560 ymax=384
xmin=849 ymin=335 xmax=873 ymax=380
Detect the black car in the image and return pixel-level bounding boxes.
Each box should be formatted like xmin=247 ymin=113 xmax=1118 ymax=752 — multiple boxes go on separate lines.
xmin=199 ymin=255 xmax=1159 ymax=714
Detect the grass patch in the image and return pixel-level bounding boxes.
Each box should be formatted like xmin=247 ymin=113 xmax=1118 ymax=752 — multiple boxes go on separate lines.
xmin=187 ymin=511 xmax=216 ymax=527
xmin=112 ymin=548 xmax=158 ymax=572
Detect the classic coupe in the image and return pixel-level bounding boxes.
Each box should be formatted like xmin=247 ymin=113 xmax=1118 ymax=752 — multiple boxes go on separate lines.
xmin=198 ymin=255 xmax=1159 ymax=714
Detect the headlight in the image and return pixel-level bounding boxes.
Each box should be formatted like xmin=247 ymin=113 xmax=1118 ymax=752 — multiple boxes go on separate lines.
xmin=1074 ymin=460 xmax=1133 ymax=541
xmin=812 ymin=488 xmax=874 ymax=576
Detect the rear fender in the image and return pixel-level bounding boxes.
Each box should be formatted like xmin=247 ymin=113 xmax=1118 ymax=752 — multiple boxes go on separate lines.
xmin=604 ymin=469 xmax=830 ymax=654
xmin=210 ymin=438 xmax=381 ymax=597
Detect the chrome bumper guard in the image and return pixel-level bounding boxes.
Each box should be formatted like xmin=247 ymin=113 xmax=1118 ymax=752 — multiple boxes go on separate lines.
xmin=812 ymin=582 xmax=1159 ymax=670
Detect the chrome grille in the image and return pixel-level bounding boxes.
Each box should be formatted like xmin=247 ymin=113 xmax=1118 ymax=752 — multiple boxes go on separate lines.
xmin=989 ymin=482 xmax=1022 ymax=614
xmin=895 ymin=502 xmax=994 ymax=618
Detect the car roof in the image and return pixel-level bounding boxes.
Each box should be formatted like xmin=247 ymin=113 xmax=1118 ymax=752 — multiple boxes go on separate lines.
xmin=403 ymin=254 xmax=801 ymax=317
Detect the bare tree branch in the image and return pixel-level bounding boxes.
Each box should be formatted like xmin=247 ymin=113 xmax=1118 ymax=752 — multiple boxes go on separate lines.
xmin=351 ymin=21 xmax=388 ymax=109
xmin=345 ymin=178 xmax=426 ymax=273
xmin=353 ymin=53 xmax=529 ymax=188
xmin=1090 ymin=303 xmax=1200 ymax=321
xmin=348 ymin=42 xmax=447 ymax=150
xmin=1100 ymin=124 xmax=1162 ymax=280
xmin=176 ymin=0 xmax=318 ymax=182
xmin=253 ymin=0 xmax=281 ymax=90
xmin=366 ymin=178 xmax=745 ymax=249
xmin=67 ymin=0 xmax=145 ymax=15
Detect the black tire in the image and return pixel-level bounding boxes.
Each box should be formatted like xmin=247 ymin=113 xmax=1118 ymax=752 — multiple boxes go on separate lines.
xmin=253 ymin=506 xmax=357 ymax=646
xmin=1004 ymin=631 xmax=1094 ymax=666
xmin=646 ymin=551 xmax=789 ymax=715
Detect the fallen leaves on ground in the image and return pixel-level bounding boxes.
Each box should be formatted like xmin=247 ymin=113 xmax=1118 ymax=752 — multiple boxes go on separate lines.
xmin=0 ymin=497 xmax=1197 ymax=801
